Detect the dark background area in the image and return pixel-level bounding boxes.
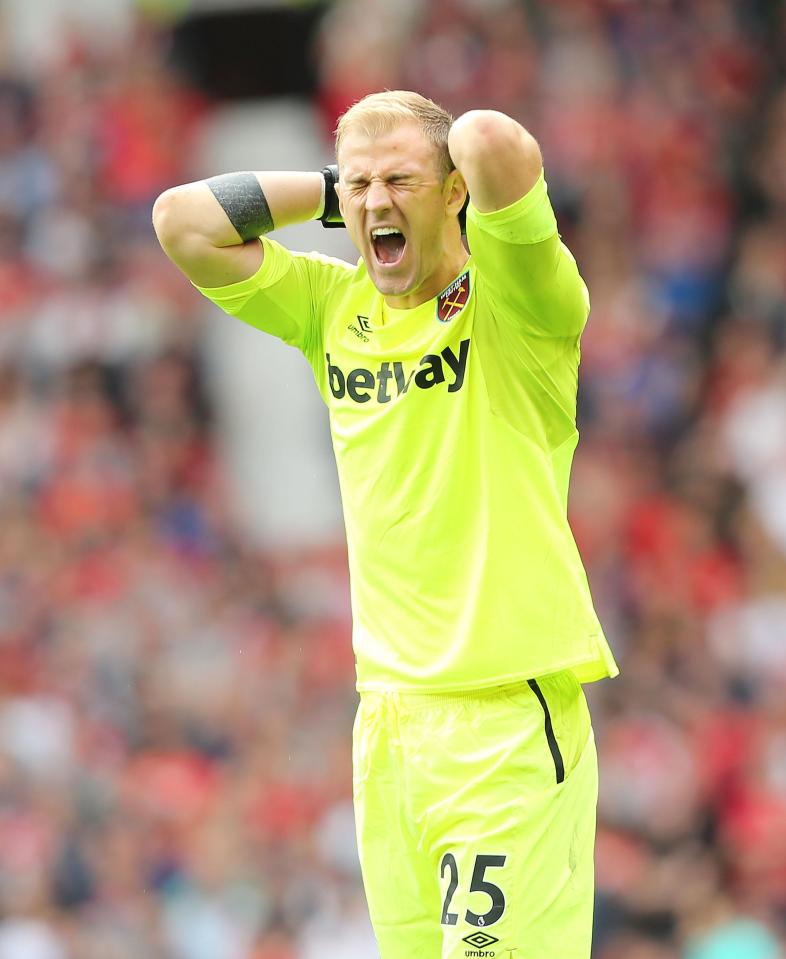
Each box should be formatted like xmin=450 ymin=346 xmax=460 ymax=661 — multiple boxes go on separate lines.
xmin=170 ymin=5 xmax=327 ymax=100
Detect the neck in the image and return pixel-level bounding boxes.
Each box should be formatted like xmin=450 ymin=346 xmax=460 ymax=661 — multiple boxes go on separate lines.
xmin=383 ymin=238 xmax=469 ymax=311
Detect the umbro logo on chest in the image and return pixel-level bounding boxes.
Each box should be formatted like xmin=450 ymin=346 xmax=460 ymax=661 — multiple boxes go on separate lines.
xmin=347 ymin=315 xmax=373 ymax=342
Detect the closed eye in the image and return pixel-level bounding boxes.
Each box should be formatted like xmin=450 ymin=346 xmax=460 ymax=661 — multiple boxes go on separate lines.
xmin=343 ymin=175 xmax=417 ymax=190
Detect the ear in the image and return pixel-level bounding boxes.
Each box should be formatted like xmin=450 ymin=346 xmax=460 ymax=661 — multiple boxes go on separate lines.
xmin=444 ymin=169 xmax=468 ymax=219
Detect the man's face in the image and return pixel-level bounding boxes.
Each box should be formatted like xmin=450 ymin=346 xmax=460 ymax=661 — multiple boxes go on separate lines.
xmin=337 ymin=122 xmax=459 ymax=301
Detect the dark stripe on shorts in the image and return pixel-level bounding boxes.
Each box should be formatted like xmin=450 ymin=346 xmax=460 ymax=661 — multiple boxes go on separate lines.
xmin=528 ymin=678 xmax=565 ymax=784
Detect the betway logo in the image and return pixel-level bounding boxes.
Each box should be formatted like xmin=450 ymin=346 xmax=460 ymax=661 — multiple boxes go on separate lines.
xmin=326 ymin=338 xmax=470 ymax=404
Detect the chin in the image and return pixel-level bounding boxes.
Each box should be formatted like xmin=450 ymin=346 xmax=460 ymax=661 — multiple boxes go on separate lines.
xmin=370 ymin=269 xmax=415 ymax=298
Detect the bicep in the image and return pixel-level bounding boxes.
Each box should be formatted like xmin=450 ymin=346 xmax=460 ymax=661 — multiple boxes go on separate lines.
xmin=158 ymin=229 xmax=265 ymax=289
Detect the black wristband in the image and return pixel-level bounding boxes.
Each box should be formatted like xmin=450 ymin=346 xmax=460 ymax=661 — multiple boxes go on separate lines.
xmin=206 ymin=171 xmax=274 ymax=240
xmin=320 ymin=164 xmax=344 ymax=228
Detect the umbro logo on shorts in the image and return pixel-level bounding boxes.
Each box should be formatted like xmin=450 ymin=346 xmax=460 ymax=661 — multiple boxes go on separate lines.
xmin=326 ymin=338 xmax=470 ymax=404
xmin=463 ymin=930 xmax=499 ymax=956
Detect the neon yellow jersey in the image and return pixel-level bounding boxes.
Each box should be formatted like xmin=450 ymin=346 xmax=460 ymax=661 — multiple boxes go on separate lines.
xmin=195 ymin=171 xmax=619 ymax=690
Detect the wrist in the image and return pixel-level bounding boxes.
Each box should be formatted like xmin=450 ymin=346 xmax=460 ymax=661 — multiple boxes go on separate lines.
xmin=314 ymin=172 xmax=326 ymax=220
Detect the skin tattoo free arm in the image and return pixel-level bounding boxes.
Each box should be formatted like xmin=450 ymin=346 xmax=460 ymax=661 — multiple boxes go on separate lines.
xmin=152 ymin=170 xmax=325 ymax=289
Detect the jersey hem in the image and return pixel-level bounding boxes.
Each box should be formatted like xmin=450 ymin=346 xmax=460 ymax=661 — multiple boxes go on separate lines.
xmin=355 ymin=648 xmax=620 ymax=694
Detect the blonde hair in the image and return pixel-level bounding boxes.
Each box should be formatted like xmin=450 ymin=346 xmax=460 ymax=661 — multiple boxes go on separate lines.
xmin=335 ymin=90 xmax=455 ymax=179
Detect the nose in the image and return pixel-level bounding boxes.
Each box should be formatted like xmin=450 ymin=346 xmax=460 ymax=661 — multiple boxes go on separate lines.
xmin=365 ymin=178 xmax=393 ymax=214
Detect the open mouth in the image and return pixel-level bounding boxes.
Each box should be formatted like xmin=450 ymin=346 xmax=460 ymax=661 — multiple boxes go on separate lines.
xmin=371 ymin=227 xmax=406 ymax=267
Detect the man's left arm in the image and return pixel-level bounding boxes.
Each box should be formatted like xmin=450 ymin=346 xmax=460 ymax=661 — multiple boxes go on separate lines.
xmin=448 ymin=111 xmax=589 ymax=338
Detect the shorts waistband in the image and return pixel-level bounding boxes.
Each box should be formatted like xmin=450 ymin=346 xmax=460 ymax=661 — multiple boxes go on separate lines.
xmin=358 ymin=679 xmax=539 ymax=711
xmin=357 ymin=669 xmax=581 ymax=710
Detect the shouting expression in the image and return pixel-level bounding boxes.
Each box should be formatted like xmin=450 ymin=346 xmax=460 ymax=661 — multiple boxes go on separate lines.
xmin=337 ymin=121 xmax=467 ymax=308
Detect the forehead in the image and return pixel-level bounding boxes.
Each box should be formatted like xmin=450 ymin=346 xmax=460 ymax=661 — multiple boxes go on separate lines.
xmin=338 ymin=121 xmax=440 ymax=177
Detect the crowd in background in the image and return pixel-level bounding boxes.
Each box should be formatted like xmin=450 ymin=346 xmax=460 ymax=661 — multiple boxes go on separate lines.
xmin=1 ymin=0 xmax=785 ymax=957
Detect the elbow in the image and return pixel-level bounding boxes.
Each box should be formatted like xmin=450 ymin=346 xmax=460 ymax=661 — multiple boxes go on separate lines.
xmin=452 ymin=110 xmax=517 ymax=140
xmin=152 ymin=186 xmax=207 ymax=258
xmin=152 ymin=188 xmax=181 ymax=248
xmin=450 ymin=111 xmax=538 ymax=164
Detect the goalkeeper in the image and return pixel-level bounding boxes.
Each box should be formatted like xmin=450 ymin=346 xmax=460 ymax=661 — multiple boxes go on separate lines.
xmin=153 ymin=90 xmax=618 ymax=959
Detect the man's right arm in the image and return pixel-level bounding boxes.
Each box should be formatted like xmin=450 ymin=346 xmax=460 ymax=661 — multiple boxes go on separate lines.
xmin=152 ymin=171 xmax=325 ymax=289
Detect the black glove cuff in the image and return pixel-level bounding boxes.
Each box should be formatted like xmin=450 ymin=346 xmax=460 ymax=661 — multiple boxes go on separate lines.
xmin=320 ymin=164 xmax=344 ymax=228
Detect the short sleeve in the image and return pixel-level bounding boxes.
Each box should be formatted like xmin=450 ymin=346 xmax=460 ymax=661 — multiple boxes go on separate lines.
xmin=467 ymin=170 xmax=558 ymax=245
xmin=466 ymin=172 xmax=589 ymax=338
xmin=193 ymin=236 xmax=354 ymax=362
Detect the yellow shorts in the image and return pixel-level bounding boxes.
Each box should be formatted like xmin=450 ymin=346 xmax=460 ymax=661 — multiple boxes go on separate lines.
xmin=352 ymin=671 xmax=597 ymax=959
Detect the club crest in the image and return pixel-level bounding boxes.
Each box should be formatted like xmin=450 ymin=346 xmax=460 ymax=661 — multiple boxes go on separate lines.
xmin=437 ymin=271 xmax=470 ymax=323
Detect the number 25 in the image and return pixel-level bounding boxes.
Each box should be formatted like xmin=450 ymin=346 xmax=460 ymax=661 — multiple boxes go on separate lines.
xmin=440 ymin=853 xmax=507 ymax=927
